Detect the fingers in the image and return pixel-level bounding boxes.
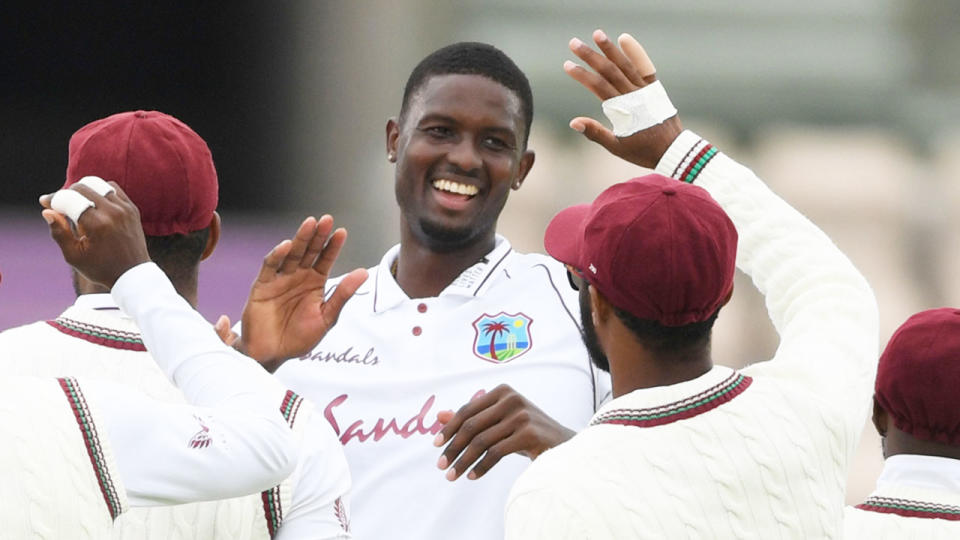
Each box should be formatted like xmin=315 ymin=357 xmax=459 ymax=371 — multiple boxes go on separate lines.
xmin=436 ymin=410 xmax=455 ymax=424
xmin=278 ymin=217 xmax=319 ymax=274
xmin=568 ymin=35 xmax=636 ymax=96
xmin=435 ymin=392 xmax=502 ymax=477
xmin=320 ymin=268 xmax=368 ymax=328
xmin=312 ymin=226 xmax=347 ymax=275
xmin=43 ymin=208 xmax=81 ymax=260
xmin=592 ymin=29 xmax=647 ymax=88
xmin=300 ymin=215 xmax=334 ymax=269
xmin=255 ymin=240 xmax=293 ymax=284
xmin=214 ymin=315 xmax=238 ymax=346
xmin=570 ymin=117 xmax=620 ymax=149
xmin=618 ymin=33 xmax=656 ymax=82
xmin=563 ymin=60 xmax=617 ymax=101
xmin=445 ymin=421 xmax=515 ymax=481
xmin=434 ymin=390 xmax=492 ymax=448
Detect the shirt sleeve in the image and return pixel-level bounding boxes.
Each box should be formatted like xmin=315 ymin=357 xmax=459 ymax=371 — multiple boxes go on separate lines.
xmin=276 ymin=410 xmax=353 ymax=539
xmin=103 ymin=262 xmax=301 ymax=505
xmin=654 ymin=131 xmax=879 ymax=433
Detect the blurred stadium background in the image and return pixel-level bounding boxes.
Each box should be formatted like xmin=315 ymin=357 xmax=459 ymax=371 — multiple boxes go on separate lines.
xmin=2 ymin=0 xmax=959 ymax=504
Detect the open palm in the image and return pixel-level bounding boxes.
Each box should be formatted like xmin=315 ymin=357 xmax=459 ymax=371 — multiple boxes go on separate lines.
xmin=236 ymin=215 xmax=367 ymax=372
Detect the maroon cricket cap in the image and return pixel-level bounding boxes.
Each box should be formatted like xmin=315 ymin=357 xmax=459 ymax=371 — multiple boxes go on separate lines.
xmin=64 ymin=110 xmax=218 ymax=236
xmin=544 ymin=173 xmax=737 ymax=326
xmin=876 ymin=308 xmax=960 ymax=445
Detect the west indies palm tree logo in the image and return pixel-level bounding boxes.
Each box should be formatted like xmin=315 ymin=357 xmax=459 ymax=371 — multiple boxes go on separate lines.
xmin=471 ymin=312 xmax=533 ymax=363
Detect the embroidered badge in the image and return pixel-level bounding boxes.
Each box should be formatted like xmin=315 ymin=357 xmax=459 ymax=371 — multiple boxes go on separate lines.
xmin=334 ymin=496 xmax=351 ymax=532
xmin=188 ymin=415 xmax=212 ymax=449
xmin=471 ymin=312 xmax=533 ymax=363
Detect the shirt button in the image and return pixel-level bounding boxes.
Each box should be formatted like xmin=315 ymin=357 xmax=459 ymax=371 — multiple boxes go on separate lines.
xmin=417 ymin=303 xmax=427 ymax=313
xmin=412 ymin=326 xmax=422 ymax=336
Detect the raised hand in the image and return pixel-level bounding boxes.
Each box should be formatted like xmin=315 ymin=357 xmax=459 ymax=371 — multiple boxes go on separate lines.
xmin=237 ymin=215 xmax=368 ymax=372
xmin=563 ymin=29 xmax=683 ymax=169
xmin=40 ymin=181 xmax=150 ymax=288
xmin=433 ymin=385 xmax=575 ymax=481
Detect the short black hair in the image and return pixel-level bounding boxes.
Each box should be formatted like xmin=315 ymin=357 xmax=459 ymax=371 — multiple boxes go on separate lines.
xmin=399 ymin=42 xmax=534 ymax=146
xmin=613 ymin=306 xmax=719 ymax=356
xmin=145 ymin=227 xmax=210 ymax=288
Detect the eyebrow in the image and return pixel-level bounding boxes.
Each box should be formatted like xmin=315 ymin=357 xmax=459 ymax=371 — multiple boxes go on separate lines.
xmin=417 ymin=113 xmax=519 ymax=139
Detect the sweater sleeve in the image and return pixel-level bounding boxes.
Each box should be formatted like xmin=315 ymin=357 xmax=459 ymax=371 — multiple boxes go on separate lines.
xmin=655 ymin=131 xmax=879 ymax=432
xmin=104 ymin=262 xmax=302 ymax=505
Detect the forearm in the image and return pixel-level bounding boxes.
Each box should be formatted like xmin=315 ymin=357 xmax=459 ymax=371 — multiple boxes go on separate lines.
xmin=112 ymin=263 xmax=288 ymax=407
xmin=655 ymin=132 xmax=878 ymax=404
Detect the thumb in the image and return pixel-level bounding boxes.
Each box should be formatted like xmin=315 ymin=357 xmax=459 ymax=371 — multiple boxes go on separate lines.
xmin=44 ymin=209 xmax=80 ymax=262
xmin=570 ymin=117 xmax=619 ymax=151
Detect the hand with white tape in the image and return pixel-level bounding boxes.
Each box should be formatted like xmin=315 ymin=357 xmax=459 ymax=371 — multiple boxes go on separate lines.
xmin=563 ymin=30 xmax=683 ymax=170
xmin=39 ymin=178 xmax=150 ymax=288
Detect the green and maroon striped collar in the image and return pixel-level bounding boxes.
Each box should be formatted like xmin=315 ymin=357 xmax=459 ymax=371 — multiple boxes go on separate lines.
xmin=591 ymin=367 xmax=752 ymax=429
xmin=47 ymin=317 xmax=146 ymax=351
xmin=856 ymin=496 xmax=960 ymax=521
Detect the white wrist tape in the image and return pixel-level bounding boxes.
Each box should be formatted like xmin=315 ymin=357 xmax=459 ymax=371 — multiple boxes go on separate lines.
xmin=601 ymin=80 xmax=677 ymax=137
xmin=77 ymin=176 xmax=115 ymax=197
xmin=50 ymin=189 xmax=95 ymax=224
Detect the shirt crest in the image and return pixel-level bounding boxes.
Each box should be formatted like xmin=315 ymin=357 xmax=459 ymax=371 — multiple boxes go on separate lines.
xmin=471 ymin=312 xmax=533 ymax=363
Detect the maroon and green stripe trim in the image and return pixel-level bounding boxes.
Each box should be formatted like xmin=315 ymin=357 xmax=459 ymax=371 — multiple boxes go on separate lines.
xmin=591 ymin=372 xmax=752 ymax=428
xmin=670 ymin=138 xmax=718 ymax=184
xmin=261 ymin=485 xmax=283 ymax=538
xmin=47 ymin=318 xmax=146 ymax=352
xmin=58 ymin=377 xmax=125 ymax=520
xmin=260 ymin=390 xmax=304 ymax=537
xmin=279 ymin=390 xmax=303 ymax=428
xmin=679 ymin=144 xmax=717 ymax=183
xmin=856 ymin=496 xmax=960 ymax=521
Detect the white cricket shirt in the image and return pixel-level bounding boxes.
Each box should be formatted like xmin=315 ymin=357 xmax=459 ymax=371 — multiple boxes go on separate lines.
xmin=274 ymin=237 xmax=611 ymax=540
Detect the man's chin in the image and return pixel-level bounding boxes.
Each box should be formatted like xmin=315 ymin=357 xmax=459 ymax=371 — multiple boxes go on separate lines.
xmin=418 ymin=218 xmax=480 ymax=252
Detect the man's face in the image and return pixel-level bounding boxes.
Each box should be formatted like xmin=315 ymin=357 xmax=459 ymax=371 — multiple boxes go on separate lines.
xmin=388 ymin=74 xmax=534 ymax=252
xmin=578 ymin=284 xmax=610 ymax=373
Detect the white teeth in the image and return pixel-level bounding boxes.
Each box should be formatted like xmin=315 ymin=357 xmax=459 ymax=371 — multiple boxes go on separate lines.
xmin=432 ymin=179 xmax=479 ymax=196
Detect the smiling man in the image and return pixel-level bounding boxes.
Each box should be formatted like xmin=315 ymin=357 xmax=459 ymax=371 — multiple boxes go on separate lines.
xmin=235 ymin=42 xmax=612 ymax=539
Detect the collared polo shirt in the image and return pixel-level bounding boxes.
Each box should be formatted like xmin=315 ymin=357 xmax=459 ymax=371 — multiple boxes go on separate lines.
xmin=275 ymin=235 xmax=611 ymax=540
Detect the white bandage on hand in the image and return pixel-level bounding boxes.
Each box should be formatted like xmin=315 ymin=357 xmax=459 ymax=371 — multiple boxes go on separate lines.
xmin=77 ymin=176 xmax=115 ymax=197
xmin=601 ymin=80 xmax=677 ymax=137
xmin=50 ymin=189 xmax=95 ymax=224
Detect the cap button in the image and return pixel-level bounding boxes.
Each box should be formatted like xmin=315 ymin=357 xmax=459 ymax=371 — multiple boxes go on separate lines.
xmin=134 ymin=111 xmax=147 ymax=118
xmin=662 ymin=187 xmax=677 ymax=196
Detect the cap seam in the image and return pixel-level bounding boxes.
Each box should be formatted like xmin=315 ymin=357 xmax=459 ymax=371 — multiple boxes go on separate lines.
xmin=156 ymin=120 xmax=193 ymax=235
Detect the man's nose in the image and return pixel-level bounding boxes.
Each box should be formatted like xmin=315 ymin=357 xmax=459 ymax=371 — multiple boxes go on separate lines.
xmin=445 ymin=137 xmax=482 ymax=173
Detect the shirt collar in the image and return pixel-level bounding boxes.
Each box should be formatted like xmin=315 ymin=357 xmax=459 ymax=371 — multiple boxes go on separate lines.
xmin=877 ymin=454 xmax=960 ymax=494
xmin=372 ymin=235 xmax=513 ymax=312
xmin=72 ymin=293 xmax=126 ymax=314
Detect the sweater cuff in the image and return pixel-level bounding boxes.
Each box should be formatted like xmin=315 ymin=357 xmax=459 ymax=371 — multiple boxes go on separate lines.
xmin=654 ymin=130 xmax=719 ymax=184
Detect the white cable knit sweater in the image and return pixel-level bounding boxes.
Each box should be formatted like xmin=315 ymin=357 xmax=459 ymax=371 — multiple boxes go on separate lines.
xmin=504 ymin=131 xmax=879 ymax=539
xmin=0 ymin=376 xmax=126 ymax=540
xmin=0 ymin=298 xmax=298 ymax=540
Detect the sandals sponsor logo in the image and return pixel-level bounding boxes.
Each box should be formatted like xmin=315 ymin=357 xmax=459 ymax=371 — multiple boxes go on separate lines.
xmin=299 ymin=346 xmax=379 ymax=366
xmin=324 ymin=390 xmax=485 ymax=445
